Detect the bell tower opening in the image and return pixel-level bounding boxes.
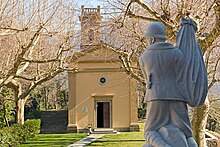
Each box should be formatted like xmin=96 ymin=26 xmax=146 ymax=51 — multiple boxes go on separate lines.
xmin=88 ymin=29 xmax=94 ymax=42
xmin=79 ymin=5 xmax=102 ymax=49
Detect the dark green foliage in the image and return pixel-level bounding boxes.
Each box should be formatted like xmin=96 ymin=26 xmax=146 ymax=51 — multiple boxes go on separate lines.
xmin=56 ymin=89 xmax=68 ymax=109
xmin=25 ymin=97 xmax=41 ymax=120
xmin=25 ymin=109 xmax=41 ymax=120
xmin=0 ymin=126 xmax=19 ymax=147
xmin=206 ymin=117 xmax=220 ymax=134
xmin=138 ymin=107 xmax=146 ymax=119
xmin=0 ymin=86 xmax=15 ymax=128
xmin=0 ymin=119 xmax=41 ymax=147
xmin=25 ymin=90 xmax=42 ymax=120
xmin=24 ymin=119 xmax=41 ymax=139
xmin=138 ymin=103 xmax=147 ymax=119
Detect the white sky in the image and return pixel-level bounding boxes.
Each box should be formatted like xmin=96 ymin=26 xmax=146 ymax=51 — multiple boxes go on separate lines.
xmin=75 ymin=0 xmax=104 ymax=7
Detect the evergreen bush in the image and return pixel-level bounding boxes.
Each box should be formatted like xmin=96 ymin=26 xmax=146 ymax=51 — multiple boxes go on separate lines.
xmin=0 ymin=126 xmax=19 ymax=147
xmin=0 ymin=119 xmax=41 ymax=147
xmin=24 ymin=119 xmax=41 ymax=139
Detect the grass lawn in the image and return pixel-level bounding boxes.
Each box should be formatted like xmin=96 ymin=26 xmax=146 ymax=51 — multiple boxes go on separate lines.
xmin=20 ymin=123 xmax=145 ymax=147
xmin=20 ymin=133 xmax=87 ymax=147
xmin=87 ymin=132 xmax=145 ymax=147
xmin=87 ymin=122 xmax=145 ymax=147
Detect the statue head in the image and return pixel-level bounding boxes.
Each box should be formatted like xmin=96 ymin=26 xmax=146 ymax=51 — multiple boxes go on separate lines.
xmin=144 ymin=22 xmax=167 ymax=44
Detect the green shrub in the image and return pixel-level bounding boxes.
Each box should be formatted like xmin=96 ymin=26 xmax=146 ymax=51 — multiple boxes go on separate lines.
xmin=12 ymin=123 xmax=26 ymax=142
xmin=24 ymin=119 xmax=41 ymax=139
xmin=0 ymin=126 xmax=19 ymax=147
xmin=0 ymin=119 xmax=41 ymax=147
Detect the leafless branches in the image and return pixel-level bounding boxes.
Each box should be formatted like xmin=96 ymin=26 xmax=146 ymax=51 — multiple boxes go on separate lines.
xmin=102 ymin=0 xmax=220 ymax=144
xmin=0 ymin=0 xmax=76 ymax=124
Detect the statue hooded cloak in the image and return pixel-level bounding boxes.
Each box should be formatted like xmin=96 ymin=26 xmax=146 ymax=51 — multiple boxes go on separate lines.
xmin=176 ymin=18 xmax=208 ymax=107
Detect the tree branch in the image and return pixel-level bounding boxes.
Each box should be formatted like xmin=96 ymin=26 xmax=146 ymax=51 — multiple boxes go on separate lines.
xmin=199 ymin=2 xmax=220 ymax=52
xmin=127 ymin=10 xmax=159 ymax=21
xmin=210 ymin=98 xmax=220 ymax=103
xmin=101 ymin=42 xmax=145 ymax=84
xmin=0 ymin=24 xmax=44 ymax=88
xmin=128 ymin=0 xmax=175 ymax=28
xmin=19 ymin=68 xmax=64 ymax=99
xmin=14 ymin=76 xmax=36 ymax=81
xmin=21 ymin=58 xmax=60 ymax=63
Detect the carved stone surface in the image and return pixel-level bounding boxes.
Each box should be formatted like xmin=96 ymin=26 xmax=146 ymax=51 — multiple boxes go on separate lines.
xmin=139 ymin=19 xmax=207 ymax=147
xmin=159 ymin=125 xmax=188 ymax=147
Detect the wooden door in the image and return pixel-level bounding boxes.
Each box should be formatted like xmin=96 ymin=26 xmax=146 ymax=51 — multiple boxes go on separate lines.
xmin=96 ymin=101 xmax=111 ymax=128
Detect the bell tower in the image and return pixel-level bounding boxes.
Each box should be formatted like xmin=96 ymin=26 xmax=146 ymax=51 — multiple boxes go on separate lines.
xmin=79 ymin=5 xmax=102 ymax=49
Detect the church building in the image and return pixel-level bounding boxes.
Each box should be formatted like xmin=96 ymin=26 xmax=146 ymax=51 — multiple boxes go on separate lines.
xmin=67 ymin=6 xmax=139 ymax=133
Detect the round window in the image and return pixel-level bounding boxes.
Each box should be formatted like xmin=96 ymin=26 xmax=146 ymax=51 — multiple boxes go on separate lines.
xmin=99 ymin=76 xmax=107 ymax=85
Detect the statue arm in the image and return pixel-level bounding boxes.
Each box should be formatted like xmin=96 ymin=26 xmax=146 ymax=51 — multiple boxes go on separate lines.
xmin=139 ymin=56 xmax=148 ymax=82
xmin=174 ymin=49 xmax=184 ymax=74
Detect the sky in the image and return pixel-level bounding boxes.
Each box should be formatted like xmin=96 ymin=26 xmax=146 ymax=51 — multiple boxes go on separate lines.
xmin=75 ymin=0 xmax=104 ymax=7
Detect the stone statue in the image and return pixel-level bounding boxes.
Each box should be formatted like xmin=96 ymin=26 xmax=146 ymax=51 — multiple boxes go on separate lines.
xmin=139 ymin=19 xmax=208 ymax=147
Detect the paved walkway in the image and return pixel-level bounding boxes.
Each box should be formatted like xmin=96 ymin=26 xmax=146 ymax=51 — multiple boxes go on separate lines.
xmin=67 ymin=134 xmax=105 ymax=147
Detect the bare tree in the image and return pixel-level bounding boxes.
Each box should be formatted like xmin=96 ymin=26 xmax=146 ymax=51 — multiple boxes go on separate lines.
xmin=0 ymin=0 xmax=76 ymax=124
xmin=100 ymin=0 xmax=220 ymax=146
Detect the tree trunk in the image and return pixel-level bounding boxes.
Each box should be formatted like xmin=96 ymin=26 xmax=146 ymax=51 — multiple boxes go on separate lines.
xmin=191 ymin=99 xmax=209 ymax=147
xmin=16 ymin=98 xmax=27 ymax=124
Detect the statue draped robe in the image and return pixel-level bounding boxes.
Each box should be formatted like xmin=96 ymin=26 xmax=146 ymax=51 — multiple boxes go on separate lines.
xmin=176 ymin=18 xmax=208 ymax=107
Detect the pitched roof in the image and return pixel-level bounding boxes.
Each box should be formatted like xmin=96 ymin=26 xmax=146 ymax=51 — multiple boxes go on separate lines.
xmin=70 ymin=43 xmax=123 ymax=63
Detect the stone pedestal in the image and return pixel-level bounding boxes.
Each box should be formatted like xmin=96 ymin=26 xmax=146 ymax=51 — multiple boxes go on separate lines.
xmin=67 ymin=124 xmax=77 ymax=133
xmin=130 ymin=123 xmax=140 ymax=132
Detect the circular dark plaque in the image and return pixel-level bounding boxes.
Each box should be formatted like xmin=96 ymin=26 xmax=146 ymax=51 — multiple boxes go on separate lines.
xmin=99 ymin=76 xmax=107 ymax=85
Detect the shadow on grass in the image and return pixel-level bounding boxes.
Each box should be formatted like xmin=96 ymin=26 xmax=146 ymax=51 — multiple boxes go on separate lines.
xmin=92 ymin=139 xmax=144 ymax=143
xmin=88 ymin=139 xmax=145 ymax=146
xmin=20 ymin=133 xmax=87 ymax=147
xmin=22 ymin=141 xmax=71 ymax=145
xmin=21 ymin=140 xmax=79 ymax=147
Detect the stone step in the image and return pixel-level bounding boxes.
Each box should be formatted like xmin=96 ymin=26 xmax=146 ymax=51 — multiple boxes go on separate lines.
xmin=92 ymin=128 xmax=117 ymax=134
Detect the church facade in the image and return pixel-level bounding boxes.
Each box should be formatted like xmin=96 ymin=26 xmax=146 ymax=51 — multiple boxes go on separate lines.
xmin=67 ymin=6 xmax=139 ymax=133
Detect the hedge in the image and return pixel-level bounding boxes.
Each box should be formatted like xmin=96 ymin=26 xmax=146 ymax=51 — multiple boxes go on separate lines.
xmin=0 ymin=119 xmax=41 ymax=147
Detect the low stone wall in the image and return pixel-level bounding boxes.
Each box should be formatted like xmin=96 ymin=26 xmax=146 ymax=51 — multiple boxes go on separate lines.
xmin=41 ymin=110 xmax=68 ymax=134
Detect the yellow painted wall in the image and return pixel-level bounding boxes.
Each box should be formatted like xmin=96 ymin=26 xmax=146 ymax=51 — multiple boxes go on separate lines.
xmin=68 ymin=47 xmax=138 ymax=132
